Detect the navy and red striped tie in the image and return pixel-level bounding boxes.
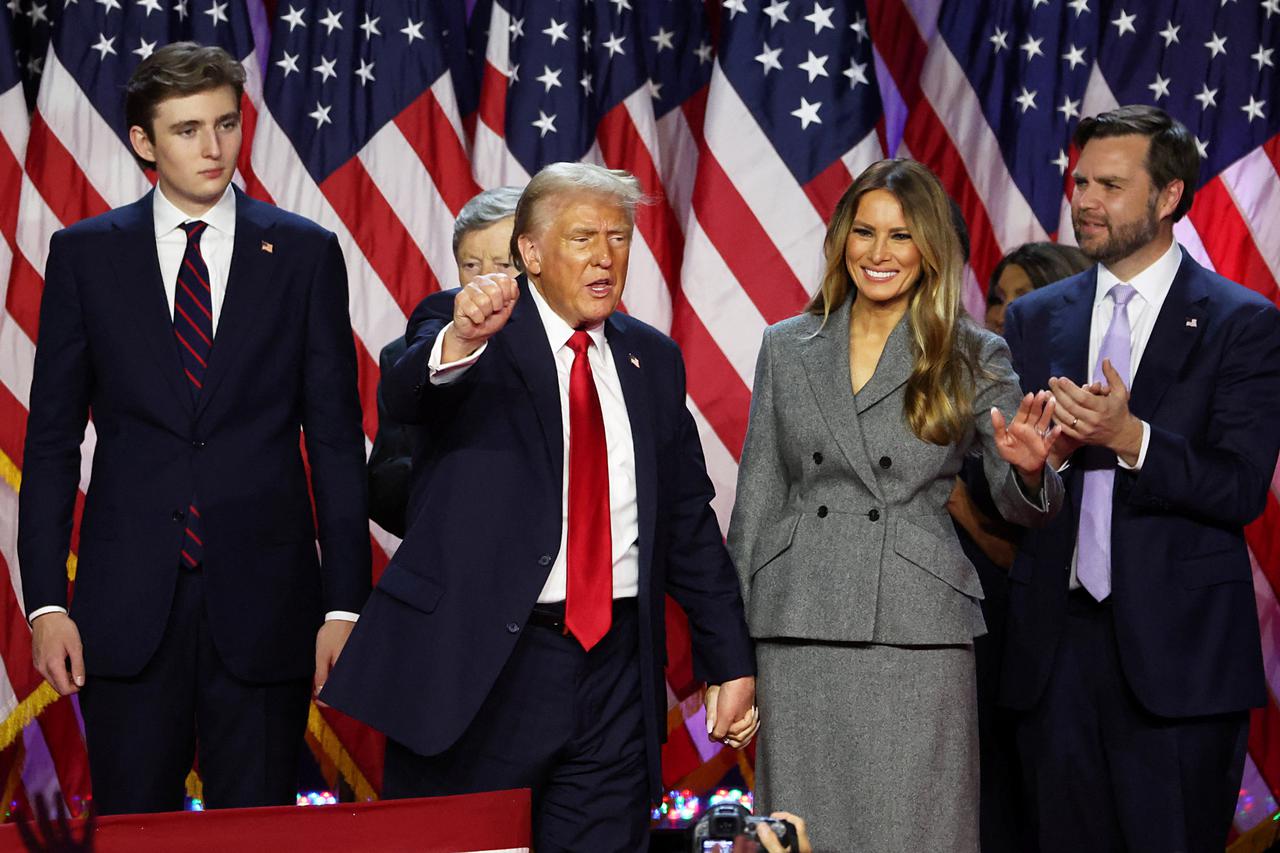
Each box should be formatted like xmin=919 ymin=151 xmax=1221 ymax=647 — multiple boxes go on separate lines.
xmin=174 ymin=221 xmax=212 ymax=568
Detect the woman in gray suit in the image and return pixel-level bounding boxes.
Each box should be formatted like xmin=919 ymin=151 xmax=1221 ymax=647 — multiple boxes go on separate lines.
xmin=728 ymin=159 xmax=1064 ymax=852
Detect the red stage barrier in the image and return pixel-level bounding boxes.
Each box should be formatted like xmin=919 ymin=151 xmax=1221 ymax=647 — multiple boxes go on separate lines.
xmin=0 ymin=789 xmax=531 ymax=852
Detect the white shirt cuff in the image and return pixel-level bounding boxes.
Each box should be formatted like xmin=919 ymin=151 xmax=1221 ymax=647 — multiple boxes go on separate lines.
xmin=325 ymin=611 xmax=359 ymax=623
xmin=29 ymin=605 xmax=68 ymax=624
xmin=1117 ymin=420 xmax=1150 ymax=471
xmin=427 ymin=322 xmax=486 ymax=385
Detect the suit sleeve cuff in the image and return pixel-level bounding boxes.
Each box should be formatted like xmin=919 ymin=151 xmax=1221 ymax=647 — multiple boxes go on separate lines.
xmin=427 ymin=323 xmax=485 ymax=386
xmin=324 ymin=611 xmax=359 ymax=623
xmin=29 ymin=605 xmax=68 ymax=625
xmin=1117 ymin=420 xmax=1150 ymax=471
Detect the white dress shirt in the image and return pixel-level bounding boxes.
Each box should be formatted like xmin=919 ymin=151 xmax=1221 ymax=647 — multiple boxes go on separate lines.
xmin=1067 ymin=238 xmax=1181 ymax=589
xmin=427 ymin=284 xmax=641 ymax=602
xmin=154 ymin=183 xmax=236 ymax=332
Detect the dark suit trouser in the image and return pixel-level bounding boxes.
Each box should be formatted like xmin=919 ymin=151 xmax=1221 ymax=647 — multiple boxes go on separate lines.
xmin=1015 ymin=592 xmax=1248 ymax=853
xmin=384 ymin=601 xmax=649 ymax=853
xmin=78 ymin=569 xmax=311 ymax=815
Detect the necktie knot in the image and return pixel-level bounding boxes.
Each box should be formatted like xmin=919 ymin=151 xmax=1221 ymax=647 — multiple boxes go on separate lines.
xmin=1109 ymin=283 xmax=1137 ymax=309
xmin=567 ymin=330 xmax=593 ymax=356
xmin=180 ymin=220 xmax=207 ymax=247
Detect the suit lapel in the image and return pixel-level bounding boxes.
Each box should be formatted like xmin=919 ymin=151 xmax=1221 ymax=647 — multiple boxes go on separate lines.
xmin=853 ymin=314 xmax=913 ymax=414
xmin=196 ymin=189 xmax=277 ymax=418
xmin=800 ymin=299 xmax=883 ymax=500
xmin=607 ymin=316 xmax=655 ymax=574
xmin=498 ymin=278 xmax=564 ymax=479
xmin=1049 ymin=270 xmax=1096 ymax=382
xmin=1127 ymin=253 xmax=1207 ymax=419
xmin=107 ymin=192 xmax=193 ymax=417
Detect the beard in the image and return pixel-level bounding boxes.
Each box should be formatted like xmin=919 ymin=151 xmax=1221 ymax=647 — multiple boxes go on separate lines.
xmin=1072 ymin=195 xmax=1160 ymax=266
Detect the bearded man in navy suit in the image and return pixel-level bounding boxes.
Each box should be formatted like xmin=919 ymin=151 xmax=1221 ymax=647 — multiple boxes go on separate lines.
xmin=1001 ymin=105 xmax=1280 ymax=852
xmin=323 ymin=162 xmax=757 ymax=851
xmin=19 ymin=43 xmax=370 ymax=814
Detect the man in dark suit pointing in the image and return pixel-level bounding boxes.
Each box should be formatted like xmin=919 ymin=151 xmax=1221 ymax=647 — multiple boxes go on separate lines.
xmin=19 ymin=43 xmax=370 ymax=814
xmin=323 ymin=162 xmax=757 ymax=850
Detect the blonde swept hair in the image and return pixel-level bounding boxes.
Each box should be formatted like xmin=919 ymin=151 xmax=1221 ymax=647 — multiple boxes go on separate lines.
xmin=807 ymin=158 xmax=983 ymax=446
xmin=509 ymin=162 xmax=644 ymax=273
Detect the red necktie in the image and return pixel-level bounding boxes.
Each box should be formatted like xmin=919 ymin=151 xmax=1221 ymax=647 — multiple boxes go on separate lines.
xmin=565 ymin=330 xmax=612 ymax=651
xmin=174 ymin=221 xmax=213 ymax=568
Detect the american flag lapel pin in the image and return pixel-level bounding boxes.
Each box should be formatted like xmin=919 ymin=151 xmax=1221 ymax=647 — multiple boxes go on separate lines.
xmin=629 ymin=353 xmax=641 ymax=369
xmin=1185 ymin=318 xmax=1197 ymax=328
xmin=261 ymin=240 xmax=273 ymax=254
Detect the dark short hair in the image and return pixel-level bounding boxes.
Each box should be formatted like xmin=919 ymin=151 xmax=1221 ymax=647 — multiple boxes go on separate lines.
xmin=1072 ymin=105 xmax=1199 ymax=222
xmin=125 ymin=42 xmax=246 ymax=169
xmin=989 ymin=241 xmax=1092 ymax=297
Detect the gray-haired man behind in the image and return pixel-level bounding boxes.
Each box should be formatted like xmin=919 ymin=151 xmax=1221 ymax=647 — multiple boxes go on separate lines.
xmin=368 ymin=186 xmax=522 ymax=537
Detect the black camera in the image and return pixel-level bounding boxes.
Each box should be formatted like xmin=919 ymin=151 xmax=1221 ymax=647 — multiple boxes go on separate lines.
xmin=691 ymin=802 xmax=798 ymax=852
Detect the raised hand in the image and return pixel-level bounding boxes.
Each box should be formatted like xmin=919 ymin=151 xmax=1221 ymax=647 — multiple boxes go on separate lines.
xmin=1049 ymin=359 xmax=1144 ymax=466
xmin=442 ymin=272 xmax=520 ymax=362
xmin=991 ymin=390 xmax=1060 ymax=491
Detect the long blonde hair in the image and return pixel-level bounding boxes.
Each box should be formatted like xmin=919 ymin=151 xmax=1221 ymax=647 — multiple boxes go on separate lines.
xmin=807 ymin=159 xmax=980 ymax=446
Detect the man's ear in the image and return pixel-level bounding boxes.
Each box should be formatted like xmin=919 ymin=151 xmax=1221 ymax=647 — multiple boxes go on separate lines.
xmin=1157 ymin=179 xmax=1184 ymax=221
xmin=129 ymin=125 xmax=156 ymax=165
xmin=518 ymin=234 xmax=541 ymax=276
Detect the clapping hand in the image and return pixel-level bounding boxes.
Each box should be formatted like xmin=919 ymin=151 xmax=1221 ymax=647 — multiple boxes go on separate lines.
xmin=990 ymin=390 xmax=1060 ymax=492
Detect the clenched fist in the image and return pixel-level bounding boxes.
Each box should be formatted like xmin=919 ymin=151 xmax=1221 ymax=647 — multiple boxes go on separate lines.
xmin=442 ymin=273 xmax=520 ymax=362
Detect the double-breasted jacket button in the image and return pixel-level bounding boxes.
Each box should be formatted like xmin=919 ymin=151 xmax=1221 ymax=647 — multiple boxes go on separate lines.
xmin=812 ymin=452 xmax=823 ymax=465
xmin=538 ymin=554 xmax=553 ymax=566
xmin=817 ymin=505 xmax=829 ymax=518
xmin=879 ymin=456 xmax=891 ymax=469
xmin=867 ymin=508 xmax=881 ymax=522
xmin=172 ymin=509 xmax=186 ymax=522
xmin=506 ymin=622 xmax=520 ymax=633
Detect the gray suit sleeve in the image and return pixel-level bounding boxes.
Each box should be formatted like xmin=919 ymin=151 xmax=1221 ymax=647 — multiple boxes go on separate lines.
xmin=727 ymin=329 xmax=787 ymax=612
xmin=972 ymin=331 xmax=1063 ymax=528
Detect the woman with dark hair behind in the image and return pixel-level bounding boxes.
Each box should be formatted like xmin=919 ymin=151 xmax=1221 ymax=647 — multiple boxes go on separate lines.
xmin=728 ymin=160 xmax=1064 ymax=851
xmin=985 ymin=242 xmax=1091 ymax=336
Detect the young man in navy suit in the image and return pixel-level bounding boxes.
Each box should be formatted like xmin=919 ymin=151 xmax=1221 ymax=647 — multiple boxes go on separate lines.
xmin=323 ymin=163 xmax=757 ymax=850
xmin=1001 ymin=105 xmax=1280 ymax=851
xmin=18 ymin=43 xmax=370 ymax=814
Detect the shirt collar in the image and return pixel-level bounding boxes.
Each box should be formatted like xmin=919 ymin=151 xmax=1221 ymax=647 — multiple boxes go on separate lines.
xmin=526 ymin=278 xmax=608 ymax=354
xmin=1095 ymin=239 xmax=1182 ymax=308
xmin=153 ymin=182 xmax=237 ymax=239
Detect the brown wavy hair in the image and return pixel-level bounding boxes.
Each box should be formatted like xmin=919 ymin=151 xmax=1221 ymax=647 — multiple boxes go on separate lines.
xmin=807 ymin=158 xmax=981 ymax=446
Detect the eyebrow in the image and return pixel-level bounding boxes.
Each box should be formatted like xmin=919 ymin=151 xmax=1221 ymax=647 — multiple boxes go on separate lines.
xmin=851 ymin=219 xmax=910 ymax=232
xmin=1072 ymin=172 xmax=1126 ymax=184
xmin=166 ymin=112 xmax=241 ymax=133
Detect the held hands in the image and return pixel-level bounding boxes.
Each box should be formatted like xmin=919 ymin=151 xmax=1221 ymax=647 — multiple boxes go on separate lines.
xmin=31 ymin=612 xmax=84 ymax=696
xmin=1049 ymin=359 xmax=1144 ymax=466
xmin=441 ymin=273 xmax=520 ymax=363
xmin=990 ymin=390 xmax=1060 ymax=491
xmin=704 ymin=675 xmax=759 ymax=749
xmin=313 ymin=619 xmax=355 ymax=704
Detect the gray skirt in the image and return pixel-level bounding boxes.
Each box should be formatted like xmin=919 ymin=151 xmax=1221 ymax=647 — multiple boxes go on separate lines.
xmin=755 ymin=640 xmax=979 ymax=853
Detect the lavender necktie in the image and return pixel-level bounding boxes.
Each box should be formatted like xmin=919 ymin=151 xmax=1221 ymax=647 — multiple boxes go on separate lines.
xmin=1077 ymin=283 xmax=1137 ymax=601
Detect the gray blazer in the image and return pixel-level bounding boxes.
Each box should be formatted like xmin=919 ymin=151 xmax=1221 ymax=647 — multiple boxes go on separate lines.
xmin=728 ymin=298 xmax=1063 ymax=645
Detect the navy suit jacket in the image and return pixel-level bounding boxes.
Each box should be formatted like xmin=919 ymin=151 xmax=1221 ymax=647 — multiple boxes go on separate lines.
xmin=322 ymin=278 xmax=755 ymax=795
xmin=1000 ymin=250 xmax=1280 ymax=717
xmin=18 ymin=188 xmax=371 ymax=683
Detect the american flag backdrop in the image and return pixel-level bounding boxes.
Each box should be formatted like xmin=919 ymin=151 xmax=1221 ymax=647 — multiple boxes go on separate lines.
xmin=0 ymin=0 xmax=1278 ymax=843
